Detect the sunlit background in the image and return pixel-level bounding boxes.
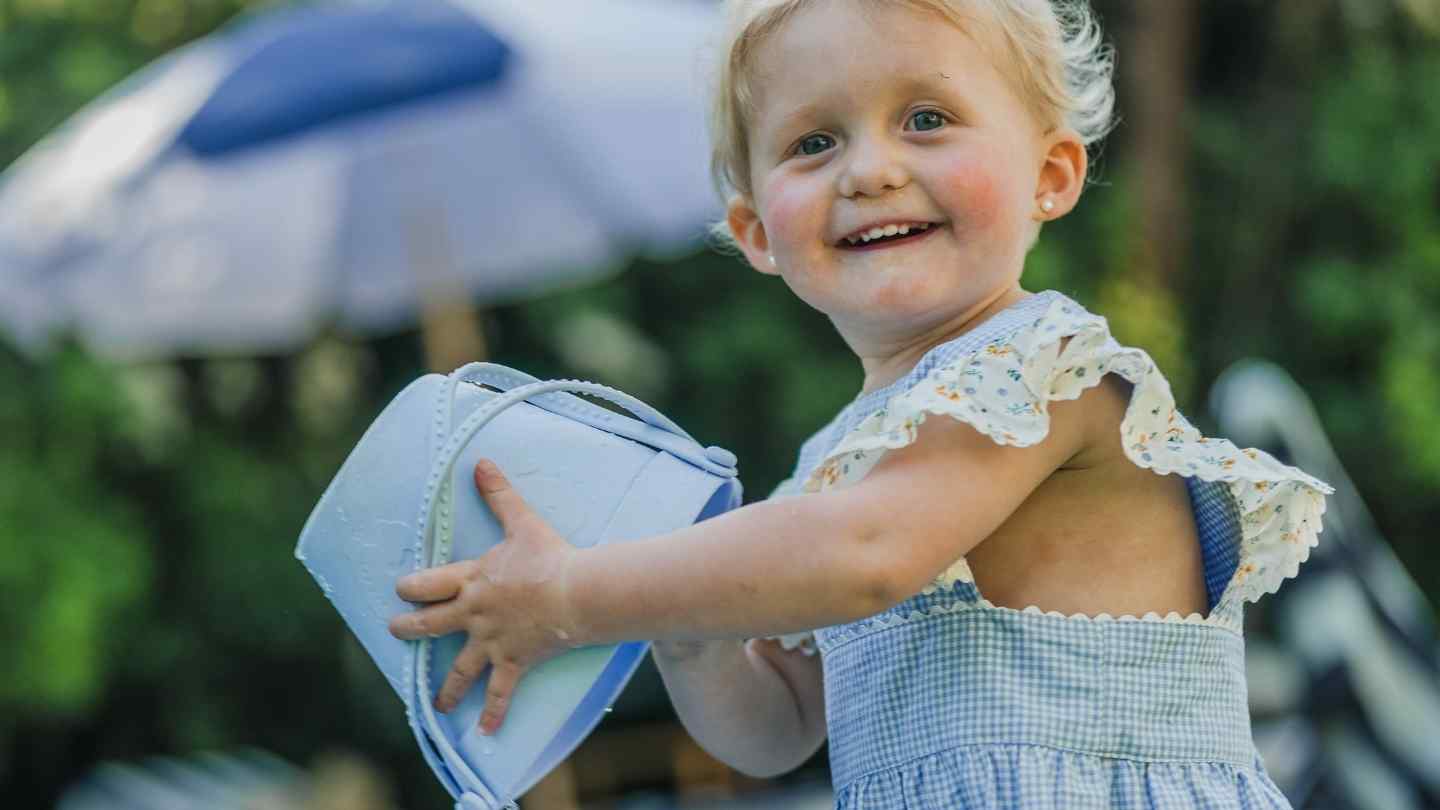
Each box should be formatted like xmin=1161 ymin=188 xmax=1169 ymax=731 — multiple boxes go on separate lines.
xmin=2 ymin=0 xmax=1438 ymax=808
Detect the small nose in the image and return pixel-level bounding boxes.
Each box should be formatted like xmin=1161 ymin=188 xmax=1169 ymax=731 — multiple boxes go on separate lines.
xmin=836 ymin=138 xmax=910 ymax=198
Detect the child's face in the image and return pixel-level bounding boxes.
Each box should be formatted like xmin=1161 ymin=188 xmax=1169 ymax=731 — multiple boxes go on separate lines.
xmin=729 ymin=1 xmax=1081 ymax=342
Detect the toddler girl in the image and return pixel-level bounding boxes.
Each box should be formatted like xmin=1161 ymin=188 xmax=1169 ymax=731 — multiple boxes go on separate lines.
xmin=390 ymin=1 xmax=1334 ymax=806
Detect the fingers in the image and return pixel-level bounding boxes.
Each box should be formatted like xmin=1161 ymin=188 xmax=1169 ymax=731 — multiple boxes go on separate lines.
xmin=396 ymin=558 xmax=479 ymax=603
xmin=388 ymin=598 xmax=472 ymax=640
xmin=473 ymin=459 xmax=538 ymax=533
xmin=480 ymin=659 xmax=523 ymax=735
xmin=435 ymin=642 xmax=492 ymax=714
xmin=747 ymin=637 xmax=820 ymax=677
xmin=745 ymin=637 xmax=786 ymax=667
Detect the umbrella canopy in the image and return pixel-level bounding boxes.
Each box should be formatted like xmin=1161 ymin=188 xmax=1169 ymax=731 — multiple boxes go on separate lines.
xmin=0 ymin=0 xmax=724 ymax=361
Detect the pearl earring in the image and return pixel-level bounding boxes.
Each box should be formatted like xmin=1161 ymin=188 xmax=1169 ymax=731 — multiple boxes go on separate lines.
xmin=768 ymin=255 xmax=776 ymax=266
xmin=1040 ymin=199 xmax=1056 ymax=214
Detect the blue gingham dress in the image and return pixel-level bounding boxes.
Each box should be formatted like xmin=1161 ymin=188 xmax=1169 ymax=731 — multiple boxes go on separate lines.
xmin=768 ymin=290 xmax=1334 ymax=809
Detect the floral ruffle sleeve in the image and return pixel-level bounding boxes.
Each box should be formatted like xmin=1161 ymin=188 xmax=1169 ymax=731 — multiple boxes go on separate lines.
xmin=801 ymin=296 xmax=1335 ymax=607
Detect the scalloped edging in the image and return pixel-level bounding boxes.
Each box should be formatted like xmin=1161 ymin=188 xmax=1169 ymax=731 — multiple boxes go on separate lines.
xmin=814 ymin=591 xmax=1244 ymax=652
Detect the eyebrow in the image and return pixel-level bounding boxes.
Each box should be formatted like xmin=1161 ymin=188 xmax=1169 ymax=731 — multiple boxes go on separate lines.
xmin=895 ymin=71 xmax=964 ymax=95
xmin=771 ymin=102 xmax=824 ymax=139
xmin=768 ymin=71 xmax=967 ymax=137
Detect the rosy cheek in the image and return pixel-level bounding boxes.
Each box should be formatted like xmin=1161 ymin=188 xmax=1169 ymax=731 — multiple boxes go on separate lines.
xmin=936 ymin=156 xmax=1008 ymax=233
xmin=758 ymin=178 xmax=814 ymax=246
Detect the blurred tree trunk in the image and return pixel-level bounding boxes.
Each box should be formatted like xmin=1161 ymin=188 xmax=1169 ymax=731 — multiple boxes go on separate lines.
xmin=1124 ymin=0 xmax=1197 ymax=289
xmin=1208 ymin=0 xmax=1318 ymax=371
xmin=1100 ymin=0 xmax=1200 ymax=405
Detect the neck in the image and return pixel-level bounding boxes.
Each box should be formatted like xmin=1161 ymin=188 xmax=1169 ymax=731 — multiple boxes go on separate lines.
xmin=852 ymin=286 xmax=1033 ymax=396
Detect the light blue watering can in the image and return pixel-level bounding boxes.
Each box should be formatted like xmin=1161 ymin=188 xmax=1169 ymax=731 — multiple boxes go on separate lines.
xmin=295 ymin=363 xmax=743 ymax=809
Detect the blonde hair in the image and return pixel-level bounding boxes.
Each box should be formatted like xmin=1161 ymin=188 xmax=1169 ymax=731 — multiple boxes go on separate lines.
xmin=705 ymin=0 xmax=1117 ymax=249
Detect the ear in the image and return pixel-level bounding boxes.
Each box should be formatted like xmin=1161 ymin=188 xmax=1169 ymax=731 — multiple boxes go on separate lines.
xmin=726 ymin=196 xmax=779 ymax=276
xmin=1033 ymin=128 xmax=1088 ymax=221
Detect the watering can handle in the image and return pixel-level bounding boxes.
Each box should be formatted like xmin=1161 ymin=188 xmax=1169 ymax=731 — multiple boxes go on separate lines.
xmin=452 ymin=362 xmax=698 ymax=443
xmin=450 ymin=363 xmax=739 ymax=477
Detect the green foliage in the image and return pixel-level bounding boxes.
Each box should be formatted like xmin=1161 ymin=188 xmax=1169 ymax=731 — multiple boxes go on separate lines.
xmin=0 ymin=347 xmax=152 ymax=715
xmin=1300 ymin=42 xmax=1440 ymax=493
xmin=0 ymin=0 xmax=271 ymax=164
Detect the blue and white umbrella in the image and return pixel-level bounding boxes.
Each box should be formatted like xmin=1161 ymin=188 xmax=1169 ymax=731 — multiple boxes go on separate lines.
xmin=0 ymin=0 xmax=723 ymax=360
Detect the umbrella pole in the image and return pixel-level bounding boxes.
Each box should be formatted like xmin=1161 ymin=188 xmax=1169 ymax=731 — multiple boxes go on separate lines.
xmin=419 ymin=296 xmax=487 ymax=373
xmin=409 ymin=207 xmax=487 ymax=372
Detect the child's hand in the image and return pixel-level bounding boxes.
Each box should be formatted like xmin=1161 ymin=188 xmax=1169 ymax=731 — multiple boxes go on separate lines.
xmin=388 ymin=459 xmax=579 ymax=735
xmin=745 ymin=637 xmax=821 ymax=690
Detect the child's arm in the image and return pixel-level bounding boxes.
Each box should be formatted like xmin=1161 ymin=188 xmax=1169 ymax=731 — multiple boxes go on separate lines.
xmin=650 ymin=637 xmax=825 ymax=777
xmin=560 ymin=394 xmax=1090 ymax=642
xmin=390 ymin=386 xmax=1095 ymax=732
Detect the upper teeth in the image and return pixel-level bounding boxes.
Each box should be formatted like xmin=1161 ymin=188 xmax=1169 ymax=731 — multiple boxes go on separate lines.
xmin=846 ymin=222 xmax=931 ymax=245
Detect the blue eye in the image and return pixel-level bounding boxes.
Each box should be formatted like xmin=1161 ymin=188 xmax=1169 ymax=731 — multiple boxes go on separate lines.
xmin=910 ymin=110 xmax=946 ymax=131
xmin=795 ymin=134 xmax=834 ymax=156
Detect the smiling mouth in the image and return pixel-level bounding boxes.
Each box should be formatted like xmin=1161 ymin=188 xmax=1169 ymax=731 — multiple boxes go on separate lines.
xmin=837 ymin=224 xmax=943 ymax=251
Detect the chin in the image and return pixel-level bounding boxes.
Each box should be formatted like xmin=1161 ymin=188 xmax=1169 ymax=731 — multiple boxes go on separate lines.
xmin=864 ymin=274 xmax=958 ymax=317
